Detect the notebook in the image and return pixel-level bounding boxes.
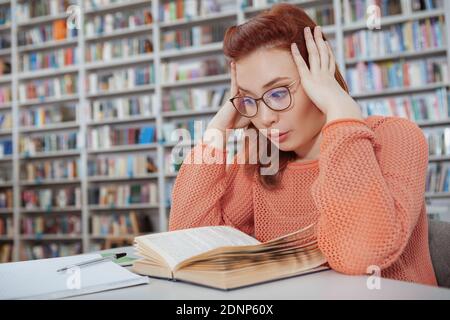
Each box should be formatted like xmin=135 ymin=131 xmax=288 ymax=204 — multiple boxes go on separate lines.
xmin=0 ymin=253 xmax=149 ymax=300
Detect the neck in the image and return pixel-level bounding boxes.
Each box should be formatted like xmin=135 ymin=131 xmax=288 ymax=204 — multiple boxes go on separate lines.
xmin=293 ymin=130 xmax=322 ymax=161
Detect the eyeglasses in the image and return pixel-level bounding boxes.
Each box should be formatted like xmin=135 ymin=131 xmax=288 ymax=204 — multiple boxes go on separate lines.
xmin=229 ymin=79 xmax=300 ymax=118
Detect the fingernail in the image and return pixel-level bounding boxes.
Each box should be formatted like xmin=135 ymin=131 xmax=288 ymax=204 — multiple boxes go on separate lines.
xmin=316 ymin=26 xmax=321 ymax=32
xmin=291 ymin=43 xmax=299 ymax=53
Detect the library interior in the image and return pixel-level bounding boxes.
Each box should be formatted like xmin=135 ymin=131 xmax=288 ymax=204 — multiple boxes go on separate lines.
xmin=0 ymin=0 xmax=449 ymax=267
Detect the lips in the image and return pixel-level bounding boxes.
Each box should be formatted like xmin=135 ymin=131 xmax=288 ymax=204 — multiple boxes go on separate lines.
xmin=268 ymin=130 xmax=289 ymax=138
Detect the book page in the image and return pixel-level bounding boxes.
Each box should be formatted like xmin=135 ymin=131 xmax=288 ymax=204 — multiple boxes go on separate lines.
xmin=135 ymin=226 xmax=260 ymax=270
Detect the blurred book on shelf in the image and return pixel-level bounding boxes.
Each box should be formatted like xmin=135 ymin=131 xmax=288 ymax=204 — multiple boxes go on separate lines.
xmin=0 ymin=244 xmax=12 ymax=263
xmin=159 ymin=0 xmax=236 ymax=23
xmin=162 ymin=86 xmax=228 ymax=112
xmin=21 ymin=187 xmax=81 ymax=210
xmin=19 ymin=131 xmax=80 ymax=155
xmin=346 ymin=57 xmax=448 ymax=94
xmin=21 ymin=158 xmax=79 ymax=182
xmin=20 ymin=104 xmax=77 ymax=128
xmin=342 ymin=0 xmax=405 ymax=24
xmin=0 ymin=139 xmax=12 ymax=157
xmin=18 ymin=21 xmax=78 ymax=46
xmin=19 ymin=75 xmax=78 ymax=102
xmin=86 ymin=36 xmax=153 ymax=63
xmin=20 ymin=242 xmax=82 ymax=260
xmin=21 ymin=47 xmax=78 ymax=72
xmin=88 ymin=125 xmax=157 ymax=150
xmin=91 ymin=211 xmax=152 ymax=237
xmin=84 ymin=6 xmax=153 ymax=37
xmin=359 ymin=89 xmax=450 ymax=121
xmin=90 ymin=95 xmax=156 ymax=122
xmin=21 ymin=215 xmax=81 ymax=237
xmin=17 ymin=0 xmax=76 ymax=21
xmin=88 ymin=153 xmax=158 ymax=178
xmin=88 ymin=65 xmax=155 ymax=94
xmin=0 ymin=189 xmax=13 ymax=209
xmin=345 ymin=17 xmax=446 ymax=60
xmin=0 ymin=216 xmax=13 ymax=237
xmin=0 ymin=111 xmax=12 ymax=130
xmin=88 ymin=182 xmax=158 ymax=206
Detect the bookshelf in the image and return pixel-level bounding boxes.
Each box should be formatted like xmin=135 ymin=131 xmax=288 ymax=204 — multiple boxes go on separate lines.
xmin=0 ymin=0 xmax=449 ymax=262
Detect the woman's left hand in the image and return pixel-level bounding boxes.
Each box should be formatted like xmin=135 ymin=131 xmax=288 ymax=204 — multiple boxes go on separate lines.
xmin=291 ymin=26 xmax=363 ymax=122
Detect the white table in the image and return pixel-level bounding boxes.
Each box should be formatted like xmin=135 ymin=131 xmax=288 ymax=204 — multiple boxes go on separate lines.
xmin=67 ymin=246 xmax=450 ymax=300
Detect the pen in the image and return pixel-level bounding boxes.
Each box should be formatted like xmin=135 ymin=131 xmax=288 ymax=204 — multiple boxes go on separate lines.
xmin=57 ymin=252 xmax=127 ymax=273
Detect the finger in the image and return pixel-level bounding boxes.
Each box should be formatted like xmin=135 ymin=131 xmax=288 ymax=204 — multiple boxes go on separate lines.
xmin=304 ymin=27 xmax=320 ymax=73
xmin=291 ymin=42 xmax=310 ymax=79
xmin=325 ymin=41 xmax=336 ymax=75
xmin=314 ymin=26 xmax=329 ymax=72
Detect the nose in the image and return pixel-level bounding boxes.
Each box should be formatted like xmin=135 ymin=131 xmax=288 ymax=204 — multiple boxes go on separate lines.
xmin=258 ymin=100 xmax=278 ymax=128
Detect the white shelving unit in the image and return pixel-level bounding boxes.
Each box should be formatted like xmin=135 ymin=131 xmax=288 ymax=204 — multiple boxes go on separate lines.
xmin=0 ymin=0 xmax=449 ymax=262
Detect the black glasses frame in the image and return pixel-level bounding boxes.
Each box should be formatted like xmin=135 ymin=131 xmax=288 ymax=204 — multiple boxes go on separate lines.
xmin=229 ymin=79 xmax=300 ymax=118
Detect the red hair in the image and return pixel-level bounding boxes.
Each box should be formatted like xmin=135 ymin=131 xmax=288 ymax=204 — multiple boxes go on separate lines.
xmin=222 ymin=3 xmax=349 ymax=189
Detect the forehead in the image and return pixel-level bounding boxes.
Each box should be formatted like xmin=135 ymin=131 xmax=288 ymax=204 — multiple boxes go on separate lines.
xmin=235 ymin=48 xmax=297 ymax=86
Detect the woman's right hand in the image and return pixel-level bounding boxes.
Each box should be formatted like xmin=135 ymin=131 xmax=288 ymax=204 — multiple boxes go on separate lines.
xmin=207 ymin=61 xmax=252 ymax=132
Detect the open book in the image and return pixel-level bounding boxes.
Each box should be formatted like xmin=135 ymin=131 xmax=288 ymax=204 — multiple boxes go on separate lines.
xmin=132 ymin=224 xmax=329 ymax=290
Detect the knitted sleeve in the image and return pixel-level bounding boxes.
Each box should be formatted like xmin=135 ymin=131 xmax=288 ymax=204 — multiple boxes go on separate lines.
xmin=311 ymin=116 xmax=429 ymax=275
xmin=168 ymin=143 xmax=254 ymax=234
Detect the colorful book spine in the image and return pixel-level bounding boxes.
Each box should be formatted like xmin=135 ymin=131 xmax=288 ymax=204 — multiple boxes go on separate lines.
xmin=359 ymin=89 xmax=449 ymax=121
xmin=0 ymin=189 xmax=13 ymax=209
xmin=161 ymin=56 xmax=227 ymax=83
xmin=0 ymin=5 xmax=11 ymax=26
xmin=21 ymin=215 xmax=81 ymax=236
xmin=89 ymin=125 xmax=157 ymax=150
xmin=426 ymin=163 xmax=450 ymax=193
xmin=345 ymin=17 xmax=446 ymax=59
xmin=20 ymin=242 xmax=82 ymax=260
xmin=17 ymin=0 xmax=76 ymax=21
xmin=19 ymin=131 xmax=79 ymax=155
xmin=22 ymin=159 xmax=79 ymax=182
xmin=21 ymin=187 xmax=81 ymax=210
xmin=88 ymin=182 xmax=158 ymax=206
xmin=162 ymin=117 xmax=211 ymax=143
xmin=91 ymin=95 xmax=156 ymax=121
xmin=18 ymin=20 xmax=78 ymax=46
xmin=0 ymin=87 xmax=12 ymax=104
xmin=159 ymin=0 xmax=236 ymax=23
xmin=0 ymin=139 xmax=12 ymax=157
xmin=19 ymin=75 xmax=78 ymax=102
xmin=0 ymin=112 xmax=12 ymax=130
xmin=85 ymin=36 xmax=153 ymax=63
xmin=346 ymin=57 xmax=448 ymax=94
xmin=91 ymin=211 xmax=151 ymax=236
xmin=88 ymin=65 xmax=154 ymax=94
xmin=342 ymin=0 xmax=404 ymax=24
xmin=412 ymin=0 xmax=444 ymax=11
xmin=162 ymin=86 xmax=228 ymax=112
xmin=161 ymin=21 xmax=232 ymax=50
xmin=84 ymin=8 xmax=153 ymax=37
xmin=21 ymin=47 xmax=78 ymax=72
xmin=20 ymin=104 xmax=77 ymax=127
xmin=88 ymin=154 xmax=158 ymax=178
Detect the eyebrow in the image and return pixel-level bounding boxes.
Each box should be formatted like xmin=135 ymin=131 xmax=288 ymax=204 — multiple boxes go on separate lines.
xmin=238 ymin=77 xmax=291 ymax=96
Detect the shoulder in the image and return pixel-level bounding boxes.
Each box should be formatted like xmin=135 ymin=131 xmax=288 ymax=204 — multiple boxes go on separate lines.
xmin=365 ymin=115 xmax=426 ymax=141
xmin=364 ymin=115 xmax=428 ymax=162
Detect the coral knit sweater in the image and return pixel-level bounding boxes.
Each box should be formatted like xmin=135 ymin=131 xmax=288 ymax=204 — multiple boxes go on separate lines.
xmin=168 ymin=115 xmax=438 ymax=286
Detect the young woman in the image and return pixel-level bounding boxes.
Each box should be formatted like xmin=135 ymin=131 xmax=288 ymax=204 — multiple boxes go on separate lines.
xmin=168 ymin=3 xmax=437 ymax=286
